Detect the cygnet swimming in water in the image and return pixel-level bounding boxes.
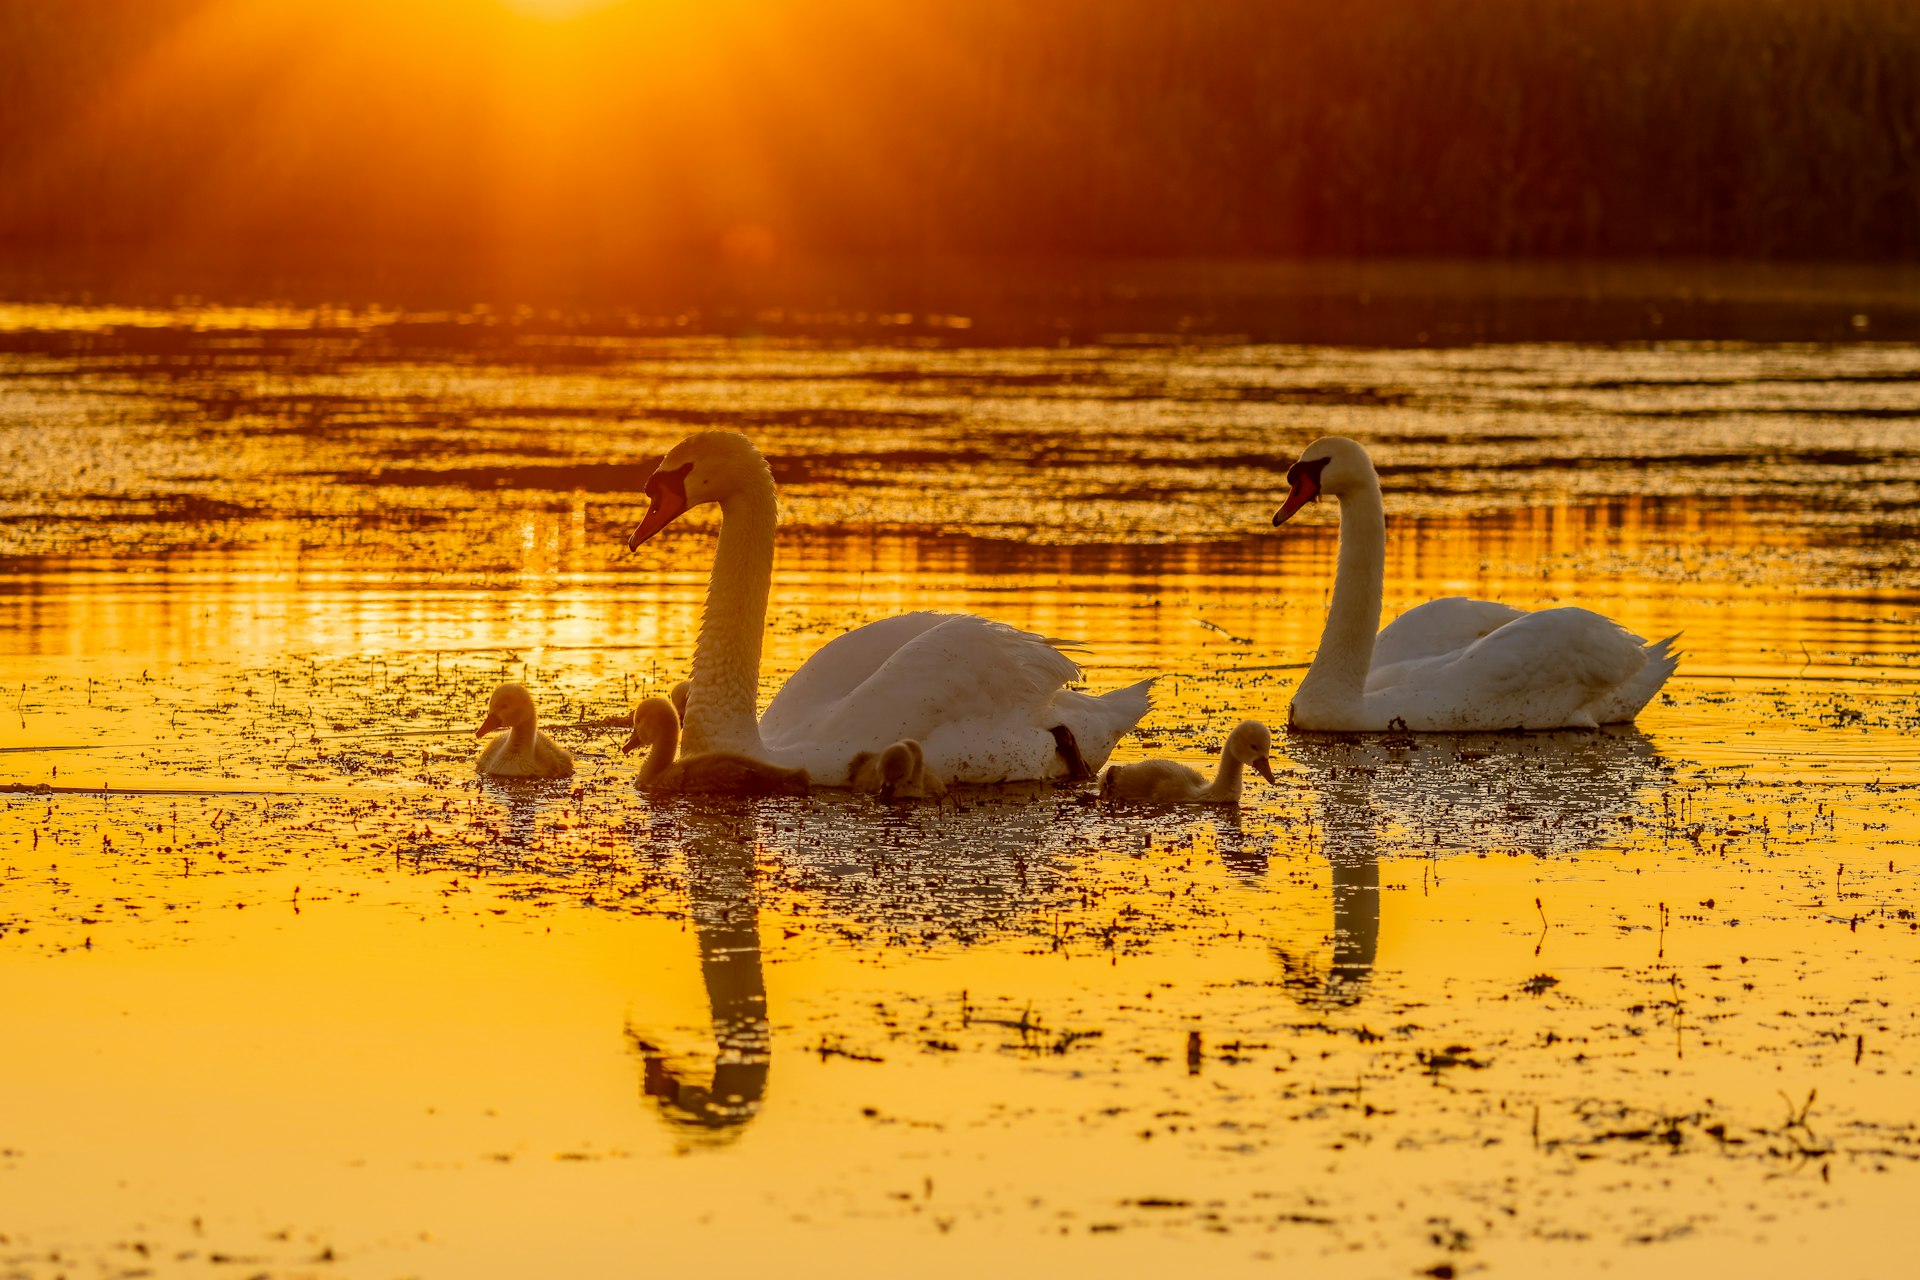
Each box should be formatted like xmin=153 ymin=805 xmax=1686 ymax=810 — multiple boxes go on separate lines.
xmin=624 ymin=696 xmax=811 ymax=796
xmin=475 ymin=682 xmax=574 ymax=778
xmin=1101 ymin=720 xmax=1275 ymax=803
xmin=848 ymin=739 xmax=947 ymax=801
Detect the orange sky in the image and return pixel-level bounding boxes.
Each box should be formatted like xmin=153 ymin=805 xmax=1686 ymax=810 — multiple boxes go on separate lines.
xmin=2 ymin=0 xmax=1913 ymax=292
xmin=5 ymin=0 xmax=959 ymax=284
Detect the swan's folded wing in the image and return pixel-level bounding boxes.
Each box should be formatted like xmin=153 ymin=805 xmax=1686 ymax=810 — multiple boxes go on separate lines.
xmin=761 ymin=614 xmax=1083 ymax=754
xmin=1371 ymin=597 xmax=1529 ymax=673
xmin=1443 ymin=606 xmax=1649 ymax=725
xmin=758 ymin=611 xmax=958 ymax=742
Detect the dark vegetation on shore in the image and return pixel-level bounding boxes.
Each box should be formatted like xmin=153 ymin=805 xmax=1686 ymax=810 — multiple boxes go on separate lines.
xmin=1 ymin=0 xmax=1916 ymax=295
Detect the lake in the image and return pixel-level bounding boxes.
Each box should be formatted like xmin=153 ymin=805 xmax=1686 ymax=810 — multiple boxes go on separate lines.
xmin=2 ymin=305 xmax=1917 ymax=1277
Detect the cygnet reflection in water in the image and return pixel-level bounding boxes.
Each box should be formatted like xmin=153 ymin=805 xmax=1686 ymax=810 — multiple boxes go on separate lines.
xmin=474 ymin=682 xmax=573 ymax=779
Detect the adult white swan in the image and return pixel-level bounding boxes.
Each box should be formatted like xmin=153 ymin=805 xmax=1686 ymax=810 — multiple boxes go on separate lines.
xmin=626 ymin=431 xmax=1153 ymax=785
xmin=1271 ymin=436 xmax=1679 ymax=732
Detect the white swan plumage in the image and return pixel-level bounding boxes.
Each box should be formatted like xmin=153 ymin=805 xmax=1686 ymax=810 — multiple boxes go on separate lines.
xmin=626 ymin=431 xmax=1153 ymax=785
xmin=1102 ymin=720 xmax=1277 ymax=803
xmin=1272 ymin=437 xmax=1680 ymax=732
xmin=474 ymin=682 xmax=574 ymax=778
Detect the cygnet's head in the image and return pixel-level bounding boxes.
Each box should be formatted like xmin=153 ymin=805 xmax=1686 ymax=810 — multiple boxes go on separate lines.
xmin=1273 ymin=437 xmax=1378 ymax=526
xmin=623 ymin=696 xmax=679 ymax=754
xmin=1227 ymin=720 xmax=1277 ymax=783
xmin=477 ymin=682 xmax=538 ymax=737
xmin=627 ymin=432 xmax=773 ymax=550
xmin=850 ymin=740 xmax=919 ymax=799
xmin=873 ymin=742 xmax=919 ymax=799
xmin=668 ymin=680 xmax=691 ymax=720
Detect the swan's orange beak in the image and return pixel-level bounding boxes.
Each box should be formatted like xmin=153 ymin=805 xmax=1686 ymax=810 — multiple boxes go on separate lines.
xmin=1273 ymin=456 xmax=1330 ymax=526
xmin=1251 ymin=755 xmax=1276 ymax=784
xmin=626 ymin=462 xmax=693 ymax=550
xmin=476 ymin=711 xmax=502 ymax=738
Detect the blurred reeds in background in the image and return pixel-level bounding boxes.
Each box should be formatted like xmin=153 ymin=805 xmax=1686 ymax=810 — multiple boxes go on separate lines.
xmin=1 ymin=0 xmax=1915 ymax=300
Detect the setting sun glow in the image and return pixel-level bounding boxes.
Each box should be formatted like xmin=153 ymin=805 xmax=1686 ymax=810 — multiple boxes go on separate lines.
xmin=494 ymin=0 xmax=627 ymax=17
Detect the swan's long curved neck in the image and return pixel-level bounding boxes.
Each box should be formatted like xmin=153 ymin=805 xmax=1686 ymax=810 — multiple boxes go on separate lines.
xmin=1296 ymin=482 xmax=1385 ymax=717
xmin=683 ymin=482 xmax=776 ymax=756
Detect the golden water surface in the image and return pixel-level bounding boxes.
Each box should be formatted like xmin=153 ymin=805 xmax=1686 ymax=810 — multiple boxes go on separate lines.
xmin=2 ymin=311 xmax=1917 ymax=1277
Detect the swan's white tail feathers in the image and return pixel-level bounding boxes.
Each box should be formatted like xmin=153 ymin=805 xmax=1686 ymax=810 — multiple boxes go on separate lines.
xmin=1047 ymin=676 xmax=1155 ymax=771
xmin=1109 ymin=676 xmax=1155 ymax=719
xmin=1589 ymin=632 xmax=1682 ymax=724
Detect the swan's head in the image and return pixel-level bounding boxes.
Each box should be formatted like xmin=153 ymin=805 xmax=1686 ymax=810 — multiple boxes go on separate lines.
xmin=627 ymin=431 xmax=773 ymax=550
xmin=477 ymin=682 xmax=538 ymax=737
xmin=623 ymin=696 xmax=679 ymax=755
xmin=1273 ymin=436 xmax=1377 ymax=525
xmin=1227 ymin=720 xmax=1277 ymax=783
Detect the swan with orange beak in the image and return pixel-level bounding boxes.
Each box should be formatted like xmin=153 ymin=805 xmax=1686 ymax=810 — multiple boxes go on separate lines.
xmin=625 ymin=431 xmax=1153 ymax=785
xmin=1270 ymin=436 xmax=1679 ymax=732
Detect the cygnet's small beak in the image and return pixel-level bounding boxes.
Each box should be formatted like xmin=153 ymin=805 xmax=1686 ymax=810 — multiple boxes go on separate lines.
xmin=620 ymin=732 xmax=639 ymax=755
xmin=1273 ymin=455 xmax=1330 ymax=526
xmin=476 ymin=711 xmax=503 ymax=739
xmin=1251 ymin=755 xmax=1276 ymax=784
xmin=627 ymin=462 xmax=693 ymax=551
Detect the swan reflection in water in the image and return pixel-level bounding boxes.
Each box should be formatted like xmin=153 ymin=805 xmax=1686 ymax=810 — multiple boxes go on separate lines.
xmin=620 ymin=728 xmax=1671 ymax=1136
xmin=622 ymin=785 xmax=1095 ymax=1142
xmin=1274 ymin=727 xmax=1671 ymax=1009
xmin=625 ymin=805 xmax=771 ymax=1142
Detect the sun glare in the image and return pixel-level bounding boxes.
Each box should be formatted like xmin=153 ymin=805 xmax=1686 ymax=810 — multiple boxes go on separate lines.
xmin=3 ymin=0 xmax=967 ymax=289
xmin=493 ymin=0 xmax=625 ymax=18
